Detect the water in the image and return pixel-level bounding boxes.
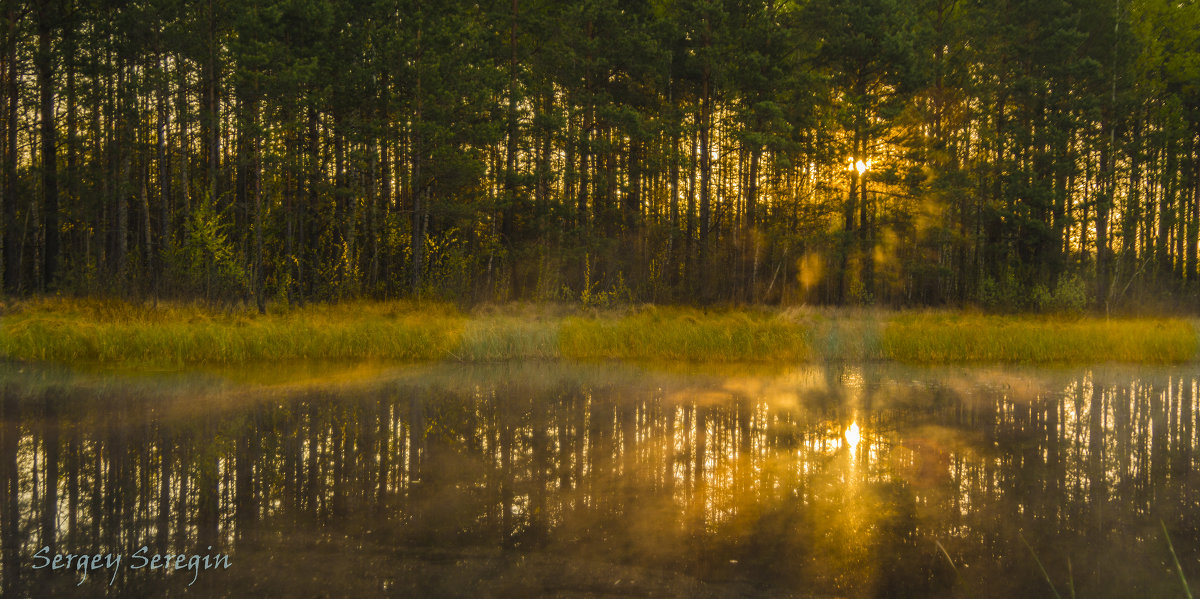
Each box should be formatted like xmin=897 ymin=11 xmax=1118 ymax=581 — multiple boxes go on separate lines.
xmin=1 ymin=361 xmax=1198 ymax=597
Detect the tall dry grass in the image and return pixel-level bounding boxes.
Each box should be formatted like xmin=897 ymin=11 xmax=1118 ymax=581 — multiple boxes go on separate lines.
xmin=1 ymin=299 xmax=1195 ymax=366
xmin=881 ymin=312 xmax=1197 ymax=363
xmin=559 ymin=306 xmax=811 ymax=362
xmin=0 ymin=298 xmax=464 ymax=366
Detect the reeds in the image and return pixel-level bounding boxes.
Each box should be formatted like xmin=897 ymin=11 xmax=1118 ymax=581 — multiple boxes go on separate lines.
xmin=2 ymin=299 xmax=1196 ymax=366
xmin=456 ymin=316 xmax=561 ymax=361
xmin=558 ymin=306 xmax=811 ymax=362
xmin=881 ymin=313 xmax=1197 ymax=364
xmin=0 ymin=298 xmax=465 ymax=366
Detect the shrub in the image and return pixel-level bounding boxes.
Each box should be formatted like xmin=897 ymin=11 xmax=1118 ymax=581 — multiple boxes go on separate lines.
xmin=1031 ymin=275 xmax=1089 ymax=315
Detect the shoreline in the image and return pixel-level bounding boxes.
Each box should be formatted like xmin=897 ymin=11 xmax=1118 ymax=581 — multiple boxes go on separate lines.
xmin=2 ymin=298 xmax=1196 ymax=367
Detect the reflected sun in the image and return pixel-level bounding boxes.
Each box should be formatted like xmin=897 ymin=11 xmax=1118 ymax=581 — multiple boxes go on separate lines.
xmin=845 ymin=421 xmax=861 ymax=448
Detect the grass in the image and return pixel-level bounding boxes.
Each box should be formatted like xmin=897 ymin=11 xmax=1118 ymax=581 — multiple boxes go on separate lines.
xmin=1 ymin=298 xmax=1197 ymax=367
xmin=1020 ymin=533 xmax=1066 ymax=599
xmin=0 ymin=298 xmax=465 ymax=366
xmin=882 ymin=312 xmax=1197 ymax=364
xmin=1162 ymin=520 xmax=1195 ymax=599
xmin=559 ymin=306 xmax=811 ymax=362
xmin=456 ymin=316 xmax=561 ymax=361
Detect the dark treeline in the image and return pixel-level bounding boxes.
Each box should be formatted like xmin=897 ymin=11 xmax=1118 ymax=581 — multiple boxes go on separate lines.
xmin=1 ymin=0 xmax=1198 ymax=309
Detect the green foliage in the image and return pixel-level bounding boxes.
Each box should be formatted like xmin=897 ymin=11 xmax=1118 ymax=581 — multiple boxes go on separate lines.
xmin=1031 ymin=275 xmax=1090 ymax=315
xmin=168 ymin=198 xmax=248 ymax=300
xmin=8 ymin=0 xmax=1200 ymax=310
xmin=979 ymin=274 xmax=1024 ymax=312
xmin=579 ymin=260 xmax=634 ymax=309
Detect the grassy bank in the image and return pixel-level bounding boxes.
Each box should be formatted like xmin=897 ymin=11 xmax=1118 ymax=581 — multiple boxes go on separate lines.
xmin=1 ymin=298 xmax=1196 ymax=366
xmin=882 ymin=313 xmax=1198 ymax=364
xmin=0 ymin=299 xmax=465 ymax=365
xmin=559 ymin=307 xmax=810 ymax=362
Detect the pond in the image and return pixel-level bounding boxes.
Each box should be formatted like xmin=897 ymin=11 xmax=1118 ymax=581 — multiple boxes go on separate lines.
xmin=0 ymin=361 xmax=1197 ymax=597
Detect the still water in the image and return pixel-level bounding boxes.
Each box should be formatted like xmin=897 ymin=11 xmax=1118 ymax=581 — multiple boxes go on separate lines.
xmin=0 ymin=361 xmax=1198 ymax=598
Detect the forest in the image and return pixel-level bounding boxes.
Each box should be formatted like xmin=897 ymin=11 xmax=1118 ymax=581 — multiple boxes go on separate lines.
xmin=0 ymin=0 xmax=1198 ymax=311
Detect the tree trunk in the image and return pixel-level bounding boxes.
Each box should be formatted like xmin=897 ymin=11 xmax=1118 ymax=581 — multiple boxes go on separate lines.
xmin=1096 ymin=124 xmax=1112 ymax=305
xmin=698 ymin=64 xmax=711 ymax=299
xmin=3 ymin=3 xmax=19 ymax=293
xmin=156 ymin=50 xmax=170 ymax=293
xmin=205 ymin=0 xmax=219 ymax=206
xmin=253 ymin=99 xmax=264 ymax=313
xmin=1158 ymin=139 xmax=1176 ymax=281
xmin=1189 ymin=139 xmax=1199 ymax=285
xmin=36 ymin=1 xmax=58 ymax=289
xmin=410 ymin=26 xmax=424 ymax=295
xmin=502 ymin=0 xmax=520 ymax=299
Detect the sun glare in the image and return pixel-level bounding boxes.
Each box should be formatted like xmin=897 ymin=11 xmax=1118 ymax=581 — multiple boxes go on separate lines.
xmin=845 ymin=421 xmax=861 ymax=448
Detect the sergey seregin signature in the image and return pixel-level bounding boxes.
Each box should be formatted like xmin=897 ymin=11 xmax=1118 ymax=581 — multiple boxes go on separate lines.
xmin=31 ymin=545 xmax=231 ymax=586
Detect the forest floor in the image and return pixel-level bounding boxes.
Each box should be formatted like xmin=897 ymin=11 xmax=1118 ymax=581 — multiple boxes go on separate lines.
xmin=0 ymin=297 xmax=1196 ymax=367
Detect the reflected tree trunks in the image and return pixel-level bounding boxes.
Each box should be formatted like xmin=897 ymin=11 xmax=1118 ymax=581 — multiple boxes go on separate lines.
xmin=0 ymin=365 xmax=1197 ymax=597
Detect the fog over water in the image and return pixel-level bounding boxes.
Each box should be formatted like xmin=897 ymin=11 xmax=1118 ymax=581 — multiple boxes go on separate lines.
xmin=1 ymin=361 xmax=1197 ymax=597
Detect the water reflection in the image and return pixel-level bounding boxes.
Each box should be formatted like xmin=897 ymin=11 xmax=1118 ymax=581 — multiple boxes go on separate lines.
xmin=0 ymin=362 xmax=1197 ymax=597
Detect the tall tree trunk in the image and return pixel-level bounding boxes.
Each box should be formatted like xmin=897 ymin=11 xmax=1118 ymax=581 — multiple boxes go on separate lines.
xmin=410 ymin=26 xmax=424 ymax=295
xmin=840 ymin=132 xmax=861 ymax=304
xmin=577 ymin=96 xmax=590 ymax=231
xmin=745 ymin=145 xmax=758 ymax=228
xmin=698 ymin=63 xmax=711 ymax=299
xmin=626 ymin=139 xmax=641 ymax=230
xmin=253 ymin=100 xmax=264 ymax=313
xmin=36 ymin=0 xmax=58 ymax=289
xmin=502 ymin=0 xmax=520 ymax=299
xmin=371 ymin=72 xmax=390 ymax=293
xmin=64 ymin=14 xmax=76 ymax=282
xmin=1096 ymin=124 xmax=1112 ymax=306
xmin=1120 ymin=115 xmax=1142 ymax=284
xmin=156 ymin=50 xmax=170 ymax=293
xmin=1158 ymin=139 xmax=1176 ymax=281
xmin=1189 ymin=138 xmax=1199 ymax=285
xmin=141 ymin=164 xmax=152 ymax=279
xmin=176 ymin=54 xmax=191 ymax=221
xmin=332 ymin=120 xmax=345 ymax=288
xmin=304 ymin=106 xmax=318 ymax=298
xmin=116 ymin=60 xmax=129 ymax=280
xmin=860 ymin=140 xmax=873 ymax=301
xmin=3 ymin=2 xmax=19 ymax=293
xmin=668 ymin=108 xmax=680 ymax=290
xmin=563 ymin=104 xmax=576 ymax=230
xmin=685 ymin=126 xmax=696 ymax=293
xmin=841 ymin=176 xmax=857 ymax=303
xmin=1176 ymin=166 xmax=1187 ymax=282
xmin=205 ymin=0 xmax=219 ymax=206
xmin=235 ymin=98 xmax=249 ymax=266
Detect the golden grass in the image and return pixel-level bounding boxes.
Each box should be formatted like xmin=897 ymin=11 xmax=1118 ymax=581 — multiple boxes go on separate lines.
xmin=1 ymin=299 xmax=1196 ymax=366
xmin=559 ymin=306 xmax=811 ymax=362
xmin=456 ymin=316 xmax=562 ymax=361
xmin=881 ymin=312 xmax=1198 ymax=364
xmin=0 ymin=298 xmax=465 ymax=366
